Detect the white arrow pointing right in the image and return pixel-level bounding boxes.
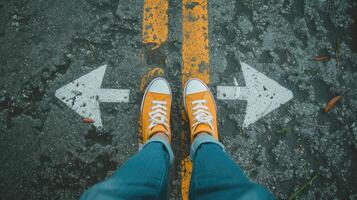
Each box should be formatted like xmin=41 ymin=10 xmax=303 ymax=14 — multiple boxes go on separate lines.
xmin=217 ymin=62 xmax=293 ymax=128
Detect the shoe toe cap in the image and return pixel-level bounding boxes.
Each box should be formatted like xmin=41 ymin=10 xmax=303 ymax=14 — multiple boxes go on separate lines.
xmin=148 ymin=78 xmax=171 ymax=94
xmin=185 ymin=79 xmax=208 ymax=95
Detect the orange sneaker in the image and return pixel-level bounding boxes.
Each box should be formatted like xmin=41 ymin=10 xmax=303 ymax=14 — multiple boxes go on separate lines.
xmin=184 ymin=78 xmax=219 ymax=142
xmin=140 ymin=78 xmax=172 ymax=144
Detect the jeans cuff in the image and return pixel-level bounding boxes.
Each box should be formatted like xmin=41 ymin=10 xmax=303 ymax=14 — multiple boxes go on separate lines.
xmin=141 ymin=135 xmax=174 ymax=166
xmin=190 ymin=133 xmax=225 ymax=160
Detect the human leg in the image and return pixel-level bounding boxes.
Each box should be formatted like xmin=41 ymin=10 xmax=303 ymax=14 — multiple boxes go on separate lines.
xmin=81 ymin=78 xmax=174 ymax=200
xmin=183 ymin=79 xmax=274 ymax=200
xmin=189 ymin=134 xmax=274 ymax=200
xmin=81 ymin=134 xmax=173 ymax=200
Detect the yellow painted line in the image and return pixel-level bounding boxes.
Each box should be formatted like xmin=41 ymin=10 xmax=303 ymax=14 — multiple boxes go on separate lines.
xmin=140 ymin=67 xmax=165 ymax=92
xmin=181 ymin=0 xmax=209 ymax=84
xmin=140 ymin=0 xmax=168 ymax=144
xmin=142 ymin=0 xmax=169 ymax=49
xmin=141 ymin=0 xmax=209 ymax=198
xmin=181 ymin=0 xmax=209 ymax=199
xmin=181 ymin=157 xmax=193 ymax=198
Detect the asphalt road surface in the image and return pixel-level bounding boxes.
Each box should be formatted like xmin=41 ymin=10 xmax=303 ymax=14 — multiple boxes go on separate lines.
xmin=1 ymin=0 xmax=357 ymax=199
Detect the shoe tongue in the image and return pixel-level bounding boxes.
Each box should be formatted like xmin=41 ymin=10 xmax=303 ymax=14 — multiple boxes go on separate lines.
xmin=150 ymin=124 xmax=168 ymax=136
xmin=194 ymin=123 xmax=213 ymax=135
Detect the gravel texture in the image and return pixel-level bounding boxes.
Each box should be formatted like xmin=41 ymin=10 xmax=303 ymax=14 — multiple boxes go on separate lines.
xmin=0 ymin=0 xmax=356 ymax=199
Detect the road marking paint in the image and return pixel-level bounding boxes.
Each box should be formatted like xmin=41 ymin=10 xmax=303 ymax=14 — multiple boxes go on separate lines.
xmin=180 ymin=124 xmax=192 ymax=200
xmin=142 ymin=0 xmax=169 ymax=49
xmin=217 ymin=62 xmax=293 ymax=127
xmin=182 ymin=0 xmax=209 ymax=84
xmin=141 ymin=0 xmax=168 ymax=145
xmin=55 ymin=65 xmax=130 ymax=128
xmin=181 ymin=157 xmax=192 ymax=198
xmin=181 ymin=0 xmax=209 ymax=199
xmin=140 ymin=67 xmax=165 ymax=92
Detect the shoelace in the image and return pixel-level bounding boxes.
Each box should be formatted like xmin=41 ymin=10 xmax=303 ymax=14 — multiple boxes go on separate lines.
xmin=191 ymin=100 xmax=214 ymax=131
xmin=149 ymin=100 xmax=169 ymax=131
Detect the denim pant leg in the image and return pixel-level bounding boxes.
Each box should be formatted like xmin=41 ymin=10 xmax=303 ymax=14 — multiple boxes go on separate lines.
xmin=80 ymin=135 xmax=174 ymax=200
xmin=189 ymin=134 xmax=274 ymax=200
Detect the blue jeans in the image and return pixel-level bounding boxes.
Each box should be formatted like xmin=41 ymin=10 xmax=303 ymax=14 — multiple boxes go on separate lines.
xmin=80 ymin=134 xmax=274 ymax=200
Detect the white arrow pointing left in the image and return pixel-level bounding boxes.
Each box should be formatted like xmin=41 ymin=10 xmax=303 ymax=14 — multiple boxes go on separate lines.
xmin=55 ymin=65 xmax=130 ymax=128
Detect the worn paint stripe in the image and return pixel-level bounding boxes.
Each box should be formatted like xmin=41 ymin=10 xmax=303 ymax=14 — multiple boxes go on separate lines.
xmin=181 ymin=157 xmax=193 ymax=198
xmin=140 ymin=67 xmax=165 ymax=92
xmin=142 ymin=0 xmax=169 ymax=49
xmin=182 ymin=0 xmax=209 ymax=84
xmin=181 ymin=0 xmax=209 ymax=199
